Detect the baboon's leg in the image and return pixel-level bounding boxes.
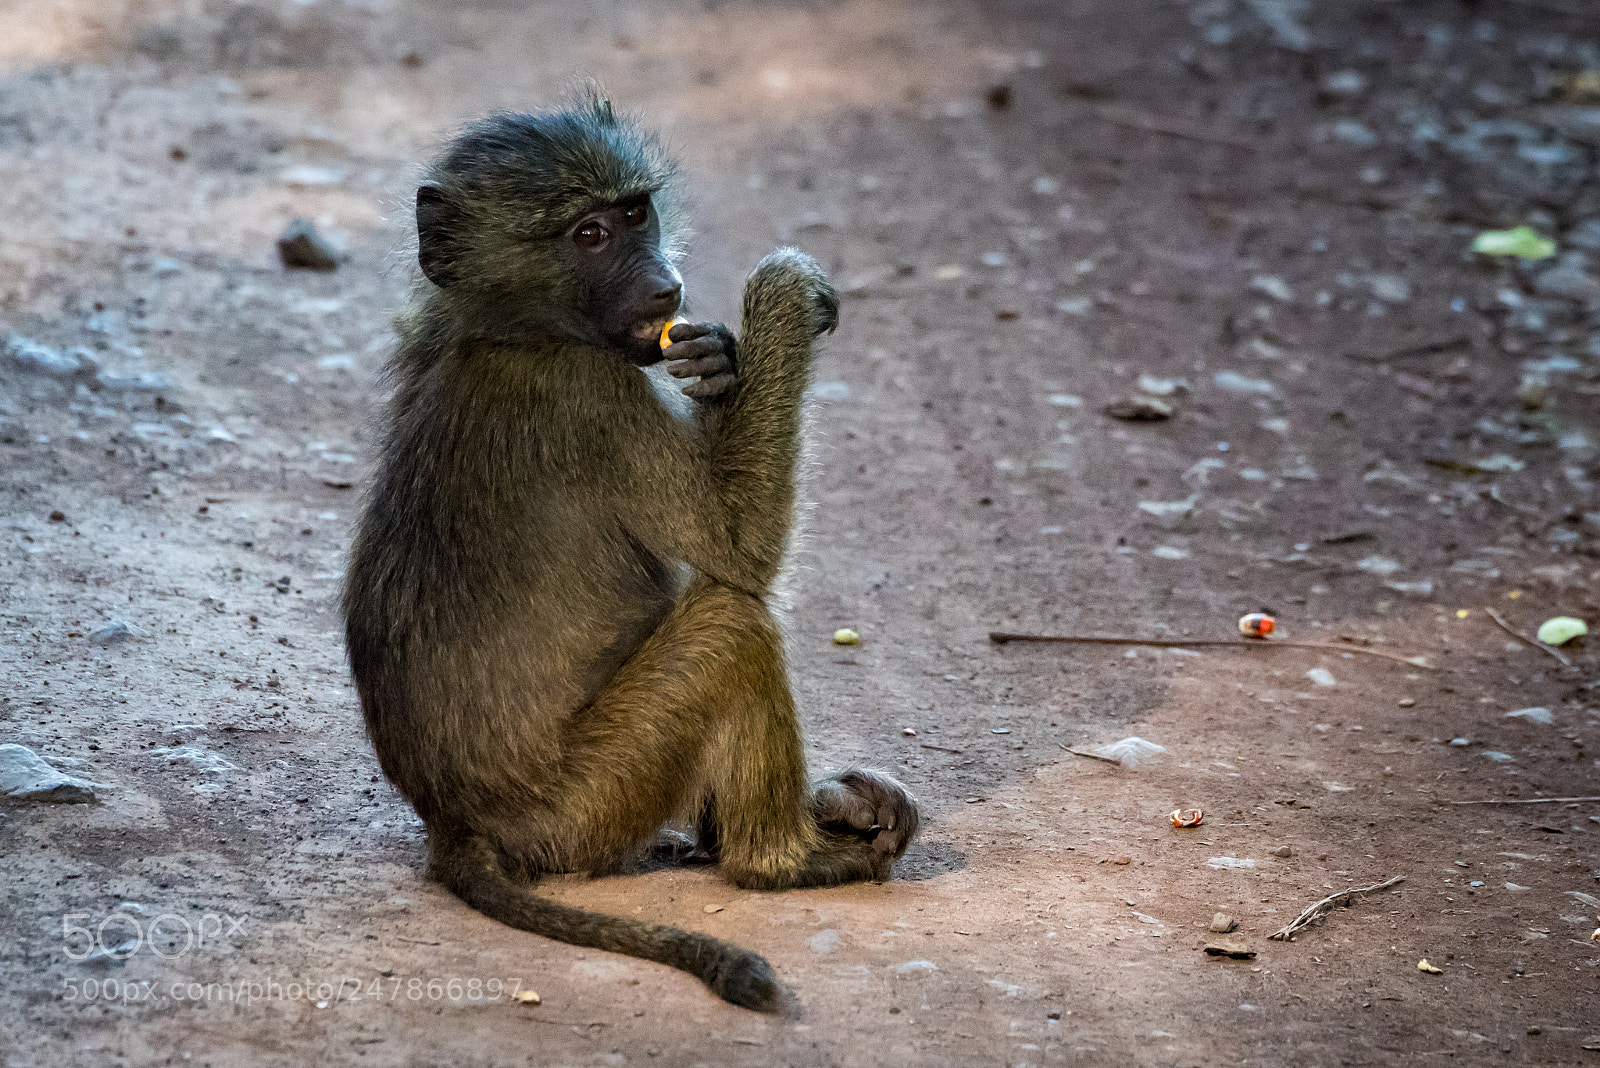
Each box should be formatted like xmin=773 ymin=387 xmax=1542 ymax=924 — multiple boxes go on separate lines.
xmin=506 ymin=577 xmax=891 ymax=888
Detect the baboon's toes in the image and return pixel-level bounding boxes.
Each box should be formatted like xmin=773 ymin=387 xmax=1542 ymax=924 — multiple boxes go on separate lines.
xmin=647 ymin=828 xmax=697 ymax=861
xmin=710 ymin=950 xmax=784 ymax=1013
xmin=827 ymin=769 xmax=921 ymax=862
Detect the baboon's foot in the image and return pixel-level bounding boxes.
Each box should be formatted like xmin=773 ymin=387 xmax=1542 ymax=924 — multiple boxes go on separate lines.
xmin=811 ymin=768 xmax=920 ymax=880
xmin=647 ymin=827 xmax=711 ymax=864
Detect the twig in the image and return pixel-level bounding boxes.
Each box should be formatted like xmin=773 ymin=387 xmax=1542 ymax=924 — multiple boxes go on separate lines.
xmin=1058 ymin=743 xmax=1121 ymax=765
xmin=919 ymin=743 xmax=963 ymax=754
xmin=1269 ymin=876 xmax=1405 ymax=941
xmin=1342 ymin=334 xmax=1470 ymax=364
xmin=1448 ymin=796 xmax=1600 ymax=806
xmin=1089 ymin=104 xmax=1255 ymax=151
xmin=989 ymin=632 xmax=1432 ymax=668
xmin=1484 ymin=608 xmax=1571 ymax=668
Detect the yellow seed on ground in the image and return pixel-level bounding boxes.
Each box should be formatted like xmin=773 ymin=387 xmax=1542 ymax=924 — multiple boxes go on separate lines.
xmin=514 ymin=989 xmax=541 ymax=1005
xmin=1416 ymin=959 xmax=1442 ymax=974
xmin=832 ymin=628 xmax=860 ymax=646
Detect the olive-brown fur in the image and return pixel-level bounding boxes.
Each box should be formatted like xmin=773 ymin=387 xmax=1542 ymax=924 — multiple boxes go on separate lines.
xmin=343 ymin=93 xmax=919 ymax=1012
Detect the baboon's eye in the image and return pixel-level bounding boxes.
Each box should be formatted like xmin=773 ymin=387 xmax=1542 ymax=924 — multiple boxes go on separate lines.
xmin=573 ymin=222 xmax=610 ymax=249
xmin=621 ymin=202 xmax=649 ymax=227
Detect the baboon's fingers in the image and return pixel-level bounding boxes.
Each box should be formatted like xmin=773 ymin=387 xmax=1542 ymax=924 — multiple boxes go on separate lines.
xmin=681 ymin=373 xmax=736 ymax=399
xmin=665 ymin=350 xmax=733 ymax=378
xmin=664 ymin=321 xmax=715 ymax=346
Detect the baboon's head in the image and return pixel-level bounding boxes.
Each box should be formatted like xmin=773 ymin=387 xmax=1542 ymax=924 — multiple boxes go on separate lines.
xmin=416 ymin=91 xmax=690 ymax=363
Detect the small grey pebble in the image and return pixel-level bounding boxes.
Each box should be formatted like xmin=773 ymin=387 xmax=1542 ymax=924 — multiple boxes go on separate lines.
xmin=1209 ymin=912 xmax=1237 ymax=934
xmin=277 ymin=218 xmax=342 ymax=271
xmin=90 ymin=620 xmax=146 ymax=646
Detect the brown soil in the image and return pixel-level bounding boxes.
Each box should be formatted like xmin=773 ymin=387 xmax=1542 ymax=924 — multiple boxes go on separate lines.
xmin=2 ymin=1 xmax=1598 ymax=1065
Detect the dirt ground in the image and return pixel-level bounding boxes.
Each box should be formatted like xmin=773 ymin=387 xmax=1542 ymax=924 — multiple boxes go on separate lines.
xmin=2 ymin=0 xmax=1599 ymax=1065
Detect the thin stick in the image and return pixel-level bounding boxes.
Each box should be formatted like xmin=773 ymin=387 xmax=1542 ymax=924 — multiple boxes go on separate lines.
xmin=989 ymin=632 xmax=1432 ymax=668
xmin=1268 ymin=876 xmax=1405 ymax=942
xmin=1089 ymin=104 xmax=1255 ymax=151
xmin=1484 ymin=608 xmax=1571 ymax=668
xmin=919 ymin=744 xmax=963 ymax=754
xmin=1448 ymin=796 xmax=1600 ymax=806
xmin=1058 ymin=743 xmax=1121 ymax=765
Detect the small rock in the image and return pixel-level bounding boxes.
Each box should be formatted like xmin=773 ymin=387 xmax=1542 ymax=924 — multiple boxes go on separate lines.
xmin=279 ymin=165 xmax=348 ymax=186
xmin=894 ymin=960 xmax=936 ymax=979
xmin=1248 ymin=275 xmax=1295 ymax=303
xmin=1356 ymin=555 xmax=1401 ymax=576
xmin=1449 ymin=738 xmax=1471 ymax=747
xmin=0 ymin=744 xmax=99 ymax=803
xmin=96 ymin=370 xmax=181 ymax=394
xmin=1368 ymin=274 xmax=1411 ymax=303
xmin=1533 ymin=252 xmax=1600 ymax=306
xmin=3 ymin=332 xmax=96 ymax=379
xmin=703 ymin=904 xmax=724 ymax=914
xmin=1203 ymin=938 xmax=1256 ymax=960
xmin=1272 ymin=845 xmax=1292 ymax=858
xmin=1397 ymin=697 xmax=1416 ymax=708
xmin=1306 ymin=667 xmax=1336 ymax=687
xmin=1137 ymin=496 xmax=1197 ymax=530
xmin=89 ymin=620 xmax=146 ymax=646
xmin=1209 ymin=913 xmax=1237 ymax=933
xmin=1104 ymin=396 xmax=1175 ymax=421
xmin=1212 ymin=370 xmax=1276 ymax=395
xmin=902 ymin=727 xmax=917 ymax=736
xmin=1517 ymin=375 xmax=1549 ymax=411
xmin=1329 ymin=119 xmax=1378 ymax=146
xmin=1137 ymin=374 xmax=1188 ymax=397
xmin=277 ymin=218 xmax=342 ymax=271
xmin=1505 ymin=706 xmax=1553 ymax=725
xmin=1207 ymin=856 xmax=1255 ymax=870
xmin=146 ymin=746 xmax=238 ymax=775
xmin=1318 ymin=70 xmax=1368 ymax=101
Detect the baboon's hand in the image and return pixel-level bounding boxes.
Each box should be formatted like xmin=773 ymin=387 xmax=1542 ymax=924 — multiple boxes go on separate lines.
xmin=812 ymin=769 xmax=920 ymax=880
xmin=744 ymin=248 xmax=840 ymax=341
xmin=664 ymin=322 xmax=738 ymax=400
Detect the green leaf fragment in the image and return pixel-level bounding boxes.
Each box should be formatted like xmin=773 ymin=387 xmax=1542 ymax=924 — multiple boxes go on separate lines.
xmin=1535 ymin=616 xmax=1587 ymax=646
xmin=1471 ymin=226 xmax=1556 ymax=261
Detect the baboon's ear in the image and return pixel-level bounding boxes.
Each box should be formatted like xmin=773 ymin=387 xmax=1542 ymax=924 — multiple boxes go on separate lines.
xmin=416 ymin=181 xmax=460 ymax=288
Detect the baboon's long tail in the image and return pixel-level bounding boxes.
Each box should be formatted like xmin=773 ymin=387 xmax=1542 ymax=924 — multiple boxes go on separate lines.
xmin=431 ymin=836 xmax=784 ymax=1012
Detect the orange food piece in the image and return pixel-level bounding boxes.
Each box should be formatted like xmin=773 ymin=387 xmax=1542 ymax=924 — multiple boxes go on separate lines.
xmin=660 ymin=320 xmax=674 ymax=349
xmin=1238 ymin=613 xmax=1275 ymax=639
xmin=1170 ymin=808 xmax=1204 ymax=828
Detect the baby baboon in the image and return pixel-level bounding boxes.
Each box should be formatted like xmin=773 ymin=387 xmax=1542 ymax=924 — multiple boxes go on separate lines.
xmin=343 ymin=93 xmax=920 ymax=1012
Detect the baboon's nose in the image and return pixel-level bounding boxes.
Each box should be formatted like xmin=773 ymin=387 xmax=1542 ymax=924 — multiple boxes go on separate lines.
xmin=650 ymin=281 xmax=683 ymax=316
